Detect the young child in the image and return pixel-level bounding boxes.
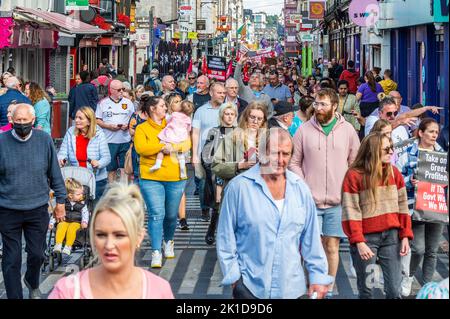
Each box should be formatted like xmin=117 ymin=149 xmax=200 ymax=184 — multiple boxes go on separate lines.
xmin=150 ymin=99 xmax=193 ymax=179
xmin=49 ymin=178 xmax=89 ymax=256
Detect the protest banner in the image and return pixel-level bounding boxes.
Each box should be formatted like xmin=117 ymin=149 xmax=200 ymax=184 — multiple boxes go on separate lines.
xmin=206 ymin=56 xmax=227 ymax=81
xmin=394 ymin=138 xmax=415 ymax=160
xmin=414 ymin=150 xmax=448 ymax=224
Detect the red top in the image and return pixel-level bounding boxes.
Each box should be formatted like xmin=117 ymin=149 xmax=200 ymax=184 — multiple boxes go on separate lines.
xmin=76 ymin=134 xmax=90 ymax=168
xmin=341 ymin=166 xmax=413 ymax=244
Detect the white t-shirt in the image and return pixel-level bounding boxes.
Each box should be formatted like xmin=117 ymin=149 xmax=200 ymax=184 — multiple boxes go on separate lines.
xmin=273 ymin=199 xmax=285 ymax=215
xmin=391 ymin=125 xmax=410 ymax=144
xmin=95 ymin=97 xmax=135 ymax=144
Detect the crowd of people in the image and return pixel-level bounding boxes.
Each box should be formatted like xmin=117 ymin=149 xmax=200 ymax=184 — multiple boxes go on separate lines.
xmin=0 ymin=52 xmax=448 ymax=300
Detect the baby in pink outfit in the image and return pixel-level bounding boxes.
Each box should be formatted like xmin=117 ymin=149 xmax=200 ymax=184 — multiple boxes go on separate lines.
xmin=150 ymin=100 xmax=194 ymax=178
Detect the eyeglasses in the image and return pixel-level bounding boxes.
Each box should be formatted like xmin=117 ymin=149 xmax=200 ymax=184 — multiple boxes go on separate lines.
xmin=288 ymin=85 xmax=294 ymax=88
xmin=112 ymin=88 xmax=124 ymax=92
xmin=385 ymin=111 xmax=399 ymax=118
xmin=312 ymin=101 xmax=331 ymax=109
xmin=382 ymin=145 xmax=394 ymax=153
xmin=248 ymin=115 xmax=264 ymax=123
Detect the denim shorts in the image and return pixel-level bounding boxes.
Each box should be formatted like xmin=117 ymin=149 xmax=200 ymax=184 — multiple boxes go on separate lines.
xmin=317 ymin=205 xmax=346 ymax=238
xmin=107 ymin=142 xmax=131 ymax=172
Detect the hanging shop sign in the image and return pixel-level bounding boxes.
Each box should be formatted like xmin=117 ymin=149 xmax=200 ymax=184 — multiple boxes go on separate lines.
xmin=434 ymin=0 xmax=449 ymax=23
xmin=65 ymin=0 xmax=89 ymax=11
xmin=309 ymin=1 xmax=326 ymax=20
xmin=349 ymin=0 xmax=380 ymax=27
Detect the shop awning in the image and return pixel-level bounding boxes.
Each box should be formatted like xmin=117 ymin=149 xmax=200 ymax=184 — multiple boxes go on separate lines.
xmin=14 ymin=7 xmax=106 ymax=35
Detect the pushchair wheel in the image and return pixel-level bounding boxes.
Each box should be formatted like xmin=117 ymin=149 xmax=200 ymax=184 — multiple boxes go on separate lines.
xmin=49 ymin=254 xmax=55 ymax=272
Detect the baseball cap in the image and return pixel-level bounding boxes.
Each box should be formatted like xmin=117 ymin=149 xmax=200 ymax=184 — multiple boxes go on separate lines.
xmin=273 ymin=101 xmax=294 ymax=116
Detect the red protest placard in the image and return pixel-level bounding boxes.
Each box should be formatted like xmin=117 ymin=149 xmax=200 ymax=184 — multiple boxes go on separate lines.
xmin=415 ymin=181 xmax=448 ymax=214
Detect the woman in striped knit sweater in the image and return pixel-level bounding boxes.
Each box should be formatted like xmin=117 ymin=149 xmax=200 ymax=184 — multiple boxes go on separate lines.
xmin=342 ymin=132 xmax=413 ymax=299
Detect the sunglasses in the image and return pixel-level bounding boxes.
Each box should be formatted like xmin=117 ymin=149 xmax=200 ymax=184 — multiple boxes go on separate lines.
xmin=113 ymin=88 xmax=124 ymax=92
xmin=382 ymin=145 xmax=394 ymax=153
xmin=288 ymin=85 xmax=294 ymax=88
xmin=188 ymin=77 xmax=196 ymax=80
xmin=385 ymin=111 xmax=399 ymax=117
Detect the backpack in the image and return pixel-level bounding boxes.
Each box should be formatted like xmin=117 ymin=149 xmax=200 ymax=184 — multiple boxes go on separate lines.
xmin=97 ymin=83 xmax=109 ymax=100
xmin=201 ymin=127 xmax=222 ymax=171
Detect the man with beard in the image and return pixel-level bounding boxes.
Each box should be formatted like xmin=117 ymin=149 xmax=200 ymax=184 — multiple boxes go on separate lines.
xmin=289 ymin=88 xmax=360 ymax=298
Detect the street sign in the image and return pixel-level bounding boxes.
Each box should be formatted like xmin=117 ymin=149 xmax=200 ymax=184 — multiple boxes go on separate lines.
xmin=300 ymin=33 xmax=314 ymax=42
xmin=188 ymin=32 xmax=198 ymax=40
xmin=301 ymin=23 xmax=313 ymax=29
xmin=289 ymin=14 xmax=302 ymax=25
xmin=309 ymin=1 xmax=326 ymax=20
xmin=65 ymin=0 xmax=89 ymax=11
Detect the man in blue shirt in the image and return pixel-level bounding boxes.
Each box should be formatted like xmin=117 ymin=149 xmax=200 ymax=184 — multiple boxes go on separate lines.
xmin=217 ymin=128 xmax=333 ymax=299
xmin=263 ymin=71 xmax=293 ymax=104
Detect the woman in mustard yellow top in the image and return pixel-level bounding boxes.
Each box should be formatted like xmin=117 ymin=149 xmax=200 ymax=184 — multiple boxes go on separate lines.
xmin=134 ymin=96 xmax=191 ymax=268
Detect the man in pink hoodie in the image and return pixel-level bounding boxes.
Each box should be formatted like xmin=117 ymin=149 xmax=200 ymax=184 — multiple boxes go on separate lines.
xmin=289 ymin=88 xmax=360 ymax=298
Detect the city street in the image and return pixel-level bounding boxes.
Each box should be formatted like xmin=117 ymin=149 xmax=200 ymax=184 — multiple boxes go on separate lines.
xmin=0 ymin=168 xmax=448 ymax=299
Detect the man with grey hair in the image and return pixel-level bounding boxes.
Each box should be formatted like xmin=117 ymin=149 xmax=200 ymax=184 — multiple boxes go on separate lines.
xmin=365 ymin=97 xmax=410 ymax=143
xmin=234 ymin=53 xmax=273 ymax=116
xmin=224 ymin=78 xmax=248 ymax=115
xmin=0 ymin=104 xmax=66 ymax=299
xmin=0 ymin=76 xmax=31 ymax=127
xmin=217 ymin=127 xmax=333 ymax=299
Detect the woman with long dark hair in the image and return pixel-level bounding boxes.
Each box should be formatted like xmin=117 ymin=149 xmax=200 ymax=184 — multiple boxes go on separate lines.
xmin=25 ymin=82 xmax=51 ymax=134
xmin=342 ymin=132 xmax=413 ymax=299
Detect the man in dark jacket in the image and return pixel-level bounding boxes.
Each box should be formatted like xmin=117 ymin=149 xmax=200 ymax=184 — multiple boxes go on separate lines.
xmin=0 ymin=104 xmax=66 ymax=299
xmin=0 ymin=77 xmax=32 ymax=126
xmin=268 ymin=101 xmax=294 ymax=130
xmin=68 ymin=71 xmax=98 ymax=119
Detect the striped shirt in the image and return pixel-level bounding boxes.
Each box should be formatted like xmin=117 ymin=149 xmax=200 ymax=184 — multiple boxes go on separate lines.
xmin=341 ymin=166 xmax=413 ymax=244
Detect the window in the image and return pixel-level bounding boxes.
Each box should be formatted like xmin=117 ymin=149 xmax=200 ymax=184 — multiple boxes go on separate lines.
xmin=100 ymin=0 xmax=114 ymax=21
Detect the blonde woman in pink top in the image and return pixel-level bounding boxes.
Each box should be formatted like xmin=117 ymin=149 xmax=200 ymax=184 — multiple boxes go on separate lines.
xmin=150 ymin=96 xmax=194 ymax=179
xmin=48 ymin=183 xmax=174 ymax=299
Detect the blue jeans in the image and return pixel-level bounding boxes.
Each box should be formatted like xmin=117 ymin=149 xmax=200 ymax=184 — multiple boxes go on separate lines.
xmin=139 ymin=179 xmax=186 ymax=252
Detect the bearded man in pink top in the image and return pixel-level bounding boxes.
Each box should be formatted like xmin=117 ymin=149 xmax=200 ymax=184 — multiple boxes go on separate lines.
xmin=289 ymin=88 xmax=360 ymax=299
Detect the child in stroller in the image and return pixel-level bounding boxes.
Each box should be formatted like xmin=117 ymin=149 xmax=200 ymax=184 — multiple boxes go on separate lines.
xmin=49 ymin=178 xmax=89 ymax=256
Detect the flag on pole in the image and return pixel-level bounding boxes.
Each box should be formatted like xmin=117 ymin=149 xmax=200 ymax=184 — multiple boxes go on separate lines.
xmin=186 ymin=58 xmax=193 ymax=77
xmin=201 ymin=55 xmax=207 ymax=76
xmin=225 ymin=60 xmax=233 ymax=79
xmin=237 ymin=24 xmax=247 ymax=40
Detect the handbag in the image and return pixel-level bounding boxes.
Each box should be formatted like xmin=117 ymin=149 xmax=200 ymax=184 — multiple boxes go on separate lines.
xmin=124 ymin=145 xmax=134 ymax=175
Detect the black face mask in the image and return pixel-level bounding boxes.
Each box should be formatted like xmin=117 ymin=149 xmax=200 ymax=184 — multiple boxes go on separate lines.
xmin=13 ymin=122 xmax=33 ymax=138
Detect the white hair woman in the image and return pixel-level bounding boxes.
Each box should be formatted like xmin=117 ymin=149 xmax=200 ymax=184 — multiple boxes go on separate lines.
xmin=49 ymin=183 xmax=174 ymax=299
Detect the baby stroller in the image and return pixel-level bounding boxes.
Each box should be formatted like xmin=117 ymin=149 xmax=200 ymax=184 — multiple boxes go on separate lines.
xmin=43 ymin=166 xmax=96 ymax=272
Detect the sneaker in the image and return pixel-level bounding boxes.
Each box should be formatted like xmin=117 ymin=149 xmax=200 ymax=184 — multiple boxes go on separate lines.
xmin=163 ymin=240 xmax=175 ymax=259
xmin=24 ymin=278 xmax=42 ymax=299
xmin=62 ymin=245 xmax=72 ymax=256
xmin=401 ymin=276 xmax=414 ymax=297
xmin=201 ymin=210 xmax=210 ymax=222
xmin=151 ymin=250 xmax=162 ymax=268
xmin=179 ymin=218 xmax=190 ymax=231
xmin=53 ymin=243 xmax=62 ymax=254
